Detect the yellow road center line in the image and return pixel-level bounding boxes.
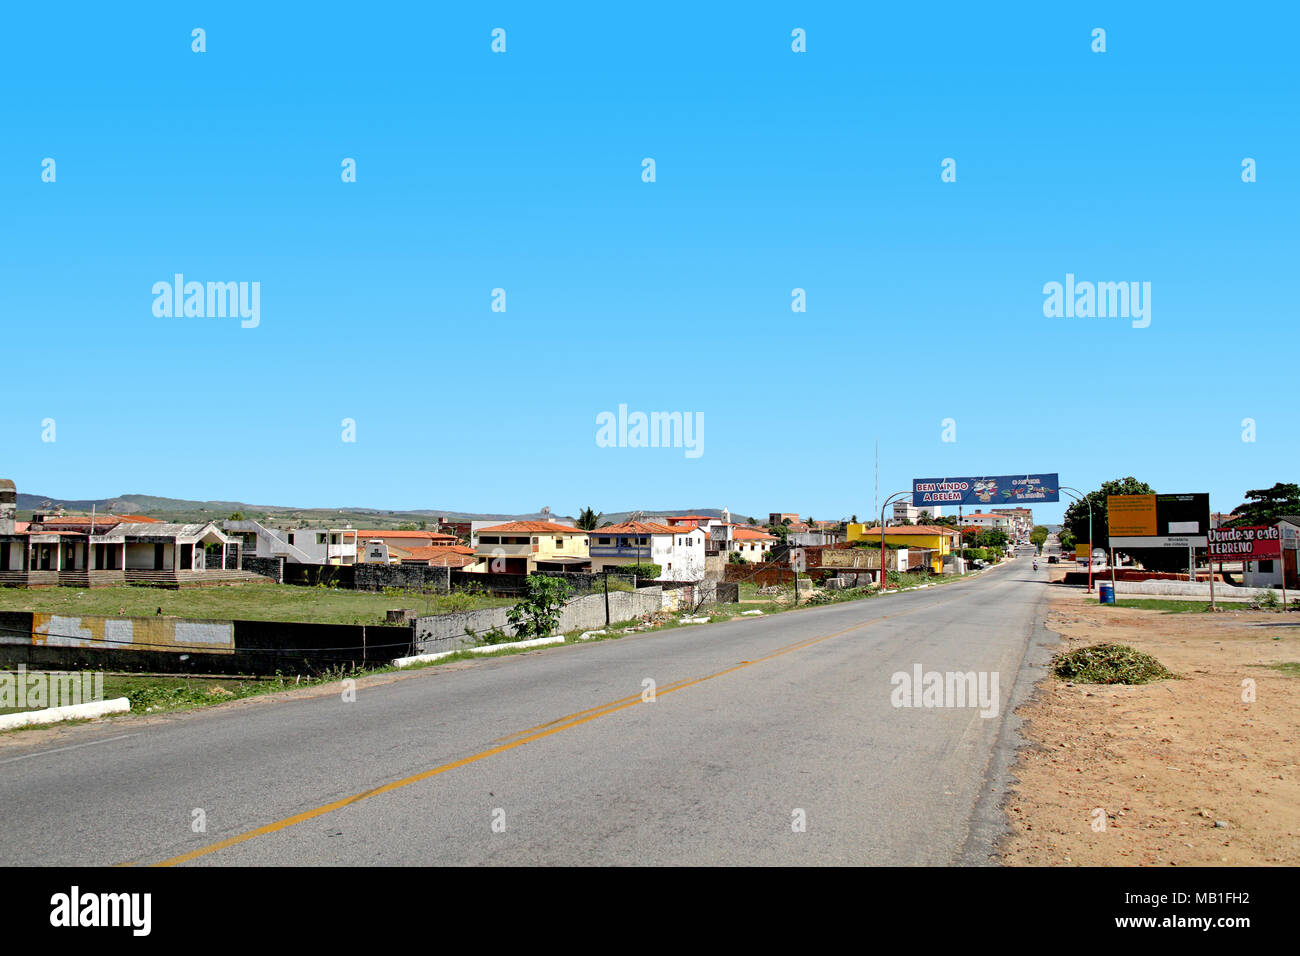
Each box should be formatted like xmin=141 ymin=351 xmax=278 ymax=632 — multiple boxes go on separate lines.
xmin=150 ymin=608 xmax=918 ymax=867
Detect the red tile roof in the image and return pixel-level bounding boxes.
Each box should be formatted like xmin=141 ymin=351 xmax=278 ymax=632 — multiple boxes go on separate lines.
xmin=34 ymin=513 xmax=160 ymax=528
xmin=475 ymin=521 xmax=586 ymax=535
xmin=358 ymin=529 xmax=458 ymax=541
xmin=733 ymin=528 xmax=777 ymax=541
xmin=401 ymin=545 xmax=477 ymax=566
xmin=594 ymin=521 xmax=695 ymax=536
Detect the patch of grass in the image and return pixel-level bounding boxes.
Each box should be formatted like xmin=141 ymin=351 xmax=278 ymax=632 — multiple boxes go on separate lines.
xmin=1111 ymin=598 xmax=1215 ymax=614
xmin=1051 ymin=643 xmax=1177 ymax=685
xmin=1258 ymin=662 xmax=1300 ymax=678
xmin=0 ymin=582 xmax=511 ymax=626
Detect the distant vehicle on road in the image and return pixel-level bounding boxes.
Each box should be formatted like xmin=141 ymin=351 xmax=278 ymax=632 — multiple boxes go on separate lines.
xmin=1047 ymin=555 xmax=1058 ymax=564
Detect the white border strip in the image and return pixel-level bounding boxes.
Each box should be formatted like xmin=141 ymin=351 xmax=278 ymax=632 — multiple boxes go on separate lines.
xmin=0 ymin=697 xmax=131 ymax=731
xmin=393 ymin=635 xmax=565 ymax=669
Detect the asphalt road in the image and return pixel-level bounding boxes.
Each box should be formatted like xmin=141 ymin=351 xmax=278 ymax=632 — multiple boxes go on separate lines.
xmin=0 ymin=560 xmax=1058 ymax=866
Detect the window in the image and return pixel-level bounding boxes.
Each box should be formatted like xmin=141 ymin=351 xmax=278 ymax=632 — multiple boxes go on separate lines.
xmin=317 ymin=533 xmax=327 ymax=545
xmin=556 ymin=538 xmax=563 ymax=548
xmin=288 ymin=533 xmax=295 ymax=545
xmin=1258 ymin=560 xmax=1275 ymax=573
xmin=598 ymin=537 xmax=610 ymax=545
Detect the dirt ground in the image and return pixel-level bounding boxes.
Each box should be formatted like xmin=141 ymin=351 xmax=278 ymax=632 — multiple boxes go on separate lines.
xmin=1001 ymin=590 xmax=1300 ymax=866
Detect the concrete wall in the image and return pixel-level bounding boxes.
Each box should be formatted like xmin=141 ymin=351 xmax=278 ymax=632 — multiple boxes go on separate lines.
xmin=241 ymin=554 xmax=285 ymax=582
xmin=1113 ymin=579 xmax=1287 ymax=600
xmin=413 ymin=587 xmax=665 ymax=656
xmin=353 ymin=563 xmax=450 ymax=593
xmin=0 ymin=610 xmax=412 ymax=674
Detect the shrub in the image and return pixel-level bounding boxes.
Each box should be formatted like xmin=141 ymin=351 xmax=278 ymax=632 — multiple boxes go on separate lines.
xmin=506 ymin=574 xmax=574 ymax=638
xmin=618 ymin=563 xmax=662 ymax=580
xmin=1051 ymin=643 xmax=1176 ymax=685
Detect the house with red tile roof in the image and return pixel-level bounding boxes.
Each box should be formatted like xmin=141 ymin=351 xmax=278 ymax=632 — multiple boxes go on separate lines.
xmin=469 ymin=520 xmax=590 ymax=574
xmin=397 ymin=544 xmax=477 ymax=568
xmin=587 ymin=521 xmax=707 ymax=580
xmin=731 ymin=526 xmax=777 ymax=562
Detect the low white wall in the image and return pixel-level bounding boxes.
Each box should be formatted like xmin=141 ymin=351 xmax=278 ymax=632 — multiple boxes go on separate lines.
xmin=1112 ymin=580 xmax=1284 ymax=600
xmin=0 ymin=696 xmax=130 ymax=731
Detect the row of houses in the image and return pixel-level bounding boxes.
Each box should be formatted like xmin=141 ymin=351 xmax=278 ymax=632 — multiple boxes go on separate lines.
xmin=465 ymin=515 xmax=780 ymax=580
xmin=224 ymin=520 xmax=475 ymax=568
xmin=0 ymin=487 xmax=255 ymax=588
xmin=0 ymin=477 xmax=1016 ymax=590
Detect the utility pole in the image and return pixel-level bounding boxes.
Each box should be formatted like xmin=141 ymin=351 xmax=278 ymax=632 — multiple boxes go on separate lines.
xmin=879 ymin=491 xmax=911 ymax=591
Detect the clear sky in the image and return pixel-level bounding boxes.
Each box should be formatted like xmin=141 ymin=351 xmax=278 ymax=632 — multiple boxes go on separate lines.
xmin=2 ymin=3 xmax=1295 ymax=524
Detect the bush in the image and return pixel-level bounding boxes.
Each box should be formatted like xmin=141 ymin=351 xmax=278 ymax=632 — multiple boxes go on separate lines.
xmin=470 ymin=625 xmax=513 ymax=646
xmin=1051 ymin=643 xmax=1176 ymax=685
xmin=618 ymin=563 xmax=662 ymax=580
xmin=506 ymin=574 xmax=574 ymax=638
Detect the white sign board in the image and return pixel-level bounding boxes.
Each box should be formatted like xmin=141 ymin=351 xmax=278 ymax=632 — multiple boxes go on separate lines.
xmin=1110 ymin=535 xmax=1207 ymax=549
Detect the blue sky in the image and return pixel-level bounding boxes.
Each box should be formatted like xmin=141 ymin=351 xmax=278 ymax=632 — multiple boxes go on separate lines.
xmin=2 ymin=3 xmax=1296 ymax=523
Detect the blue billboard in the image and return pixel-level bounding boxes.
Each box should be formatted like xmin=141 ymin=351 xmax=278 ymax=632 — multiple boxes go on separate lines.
xmin=912 ymin=474 xmax=1059 ymax=507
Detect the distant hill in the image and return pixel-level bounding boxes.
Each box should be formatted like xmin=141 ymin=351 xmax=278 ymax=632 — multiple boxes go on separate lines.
xmin=12 ymin=490 xmax=755 ymax=530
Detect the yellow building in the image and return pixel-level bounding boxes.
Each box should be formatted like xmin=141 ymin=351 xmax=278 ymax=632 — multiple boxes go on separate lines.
xmin=844 ymin=524 xmax=959 ymax=573
xmin=470 ymin=521 xmax=590 ymax=574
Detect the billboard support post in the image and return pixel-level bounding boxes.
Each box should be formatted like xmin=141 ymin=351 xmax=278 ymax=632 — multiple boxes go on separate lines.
xmin=1060 ymin=486 xmax=1093 ymax=592
xmin=1209 ymin=549 xmax=1215 ymax=610
xmin=880 ymin=491 xmax=911 ymax=591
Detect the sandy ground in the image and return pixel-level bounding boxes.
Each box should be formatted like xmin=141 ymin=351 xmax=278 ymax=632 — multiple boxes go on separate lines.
xmin=1001 ymin=590 xmax=1300 ymax=866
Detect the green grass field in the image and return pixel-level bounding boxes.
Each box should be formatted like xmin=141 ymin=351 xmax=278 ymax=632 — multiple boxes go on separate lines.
xmin=1111 ymin=598 xmax=1215 ymax=613
xmin=1112 ymin=597 xmax=1293 ymax=614
xmin=0 ymin=582 xmax=511 ymax=626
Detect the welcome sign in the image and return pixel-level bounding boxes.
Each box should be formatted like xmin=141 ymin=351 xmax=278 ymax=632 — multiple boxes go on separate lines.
xmin=912 ymin=474 xmax=1059 ymax=507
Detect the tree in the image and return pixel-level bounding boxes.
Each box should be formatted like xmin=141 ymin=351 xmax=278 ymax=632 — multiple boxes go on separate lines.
xmin=1029 ymin=526 xmax=1049 ymax=553
xmin=576 ymin=506 xmax=602 ymax=531
xmin=506 ymin=575 xmax=573 ymax=638
xmin=1062 ymin=476 xmax=1156 ymax=550
xmin=1062 ymin=476 xmax=1185 ymax=572
xmin=729 ymin=551 xmax=749 ymax=564
xmin=1228 ymin=483 xmax=1300 ymax=527
xmin=895 ymin=516 xmax=914 ymax=526
xmin=228 ymin=512 xmax=245 ymax=521
xmin=972 ymin=528 xmax=1009 ymax=549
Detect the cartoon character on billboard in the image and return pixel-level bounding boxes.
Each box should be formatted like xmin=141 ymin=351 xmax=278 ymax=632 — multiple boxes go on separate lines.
xmin=974 ymin=480 xmax=998 ymax=503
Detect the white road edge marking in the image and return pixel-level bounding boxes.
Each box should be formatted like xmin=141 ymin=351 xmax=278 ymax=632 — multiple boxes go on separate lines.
xmin=0 ymin=733 xmax=137 ymax=765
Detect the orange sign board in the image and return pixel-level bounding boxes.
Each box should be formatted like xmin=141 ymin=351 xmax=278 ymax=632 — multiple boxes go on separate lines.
xmin=1108 ymin=495 xmax=1157 ymax=537
xmin=1075 ymin=544 xmax=1090 ymax=560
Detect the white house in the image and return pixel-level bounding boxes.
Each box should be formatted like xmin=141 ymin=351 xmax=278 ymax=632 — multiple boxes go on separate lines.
xmin=731 ymin=527 xmax=777 ymax=561
xmin=893 ymin=502 xmax=942 ymax=524
xmin=587 ymin=522 xmax=707 ymax=581
xmin=962 ymin=512 xmax=1013 ymax=532
xmin=225 ymin=520 xmax=359 ymax=565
